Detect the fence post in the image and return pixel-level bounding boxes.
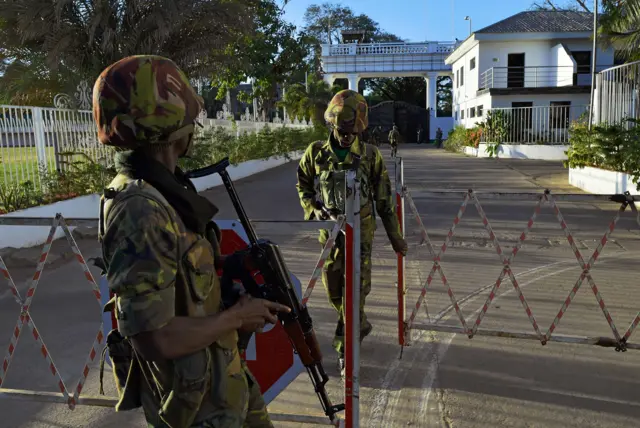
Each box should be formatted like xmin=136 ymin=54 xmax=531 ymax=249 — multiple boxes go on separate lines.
xmin=344 ymin=169 xmax=360 ymax=428
xmin=395 ymin=157 xmax=406 ymax=346
xmin=593 ymin=73 xmax=602 ymax=126
xmin=32 ymin=107 xmax=49 ymax=181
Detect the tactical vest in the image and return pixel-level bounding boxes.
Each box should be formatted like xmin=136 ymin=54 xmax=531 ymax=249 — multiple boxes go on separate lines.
xmin=311 ymin=140 xmax=375 ymax=219
xmin=99 ymin=173 xmax=248 ymax=428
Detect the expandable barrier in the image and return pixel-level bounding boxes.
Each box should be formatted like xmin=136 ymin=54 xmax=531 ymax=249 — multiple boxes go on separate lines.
xmin=0 ymin=171 xmax=362 ymax=426
xmin=393 ymin=155 xmax=640 ymax=353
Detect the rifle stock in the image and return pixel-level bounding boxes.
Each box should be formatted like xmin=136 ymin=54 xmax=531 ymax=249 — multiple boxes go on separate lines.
xmin=188 ymin=157 xmax=345 ymax=422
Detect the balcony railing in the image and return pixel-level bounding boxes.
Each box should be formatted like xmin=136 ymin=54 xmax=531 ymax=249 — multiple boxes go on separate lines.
xmin=322 ymin=41 xmax=459 ymax=57
xmin=479 ymin=66 xmax=608 ymax=90
xmin=479 ymin=104 xmax=590 ymax=145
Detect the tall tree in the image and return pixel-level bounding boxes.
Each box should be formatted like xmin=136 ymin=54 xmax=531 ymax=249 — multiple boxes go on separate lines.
xmin=0 ymin=0 xmax=263 ymax=106
xmin=303 ymin=3 xmax=402 ymax=44
xmin=437 ymin=76 xmax=453 ymax=117
xmin=530 ymin=0 xmax=591 ymax=12
xmin=599 ymin=0 xmax=640 ymax=60
xmin=279 ymin=74 xmax=341 ymax=125
xmin=209 ymin=0 xmax=313 ymax=118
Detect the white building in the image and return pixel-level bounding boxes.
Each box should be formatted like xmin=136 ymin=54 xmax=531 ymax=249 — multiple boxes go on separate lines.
xmin=445 ymin=10 xmax=620 ymax=141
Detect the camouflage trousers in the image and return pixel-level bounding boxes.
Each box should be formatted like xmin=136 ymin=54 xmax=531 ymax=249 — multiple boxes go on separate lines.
xmin=319 ymin=216 xmax=375 ymax=355
xmin=146 ymin=360 xmax=272 ymax=428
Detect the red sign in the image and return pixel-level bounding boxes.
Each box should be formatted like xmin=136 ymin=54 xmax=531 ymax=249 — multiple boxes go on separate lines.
xmin=216 ymin=220 xmax=304 ymax=404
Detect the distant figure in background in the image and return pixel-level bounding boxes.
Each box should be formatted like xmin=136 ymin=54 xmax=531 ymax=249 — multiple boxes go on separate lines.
xmin=436 ymin=127 xmax=443 ymax=148
xmin=388 ymin=123 xmax=400 ymax=157
xmin=417 ymin=125 xmax=423 ymax=144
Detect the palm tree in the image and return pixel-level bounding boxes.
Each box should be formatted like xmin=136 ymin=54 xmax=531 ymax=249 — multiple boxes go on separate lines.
xmin=280 ymin=74 xmax=341 ymax=126
xmin=600 ymin=0 xmax=640 ymax=61
xmin=0 ymin=0 xmax=261 ymax=100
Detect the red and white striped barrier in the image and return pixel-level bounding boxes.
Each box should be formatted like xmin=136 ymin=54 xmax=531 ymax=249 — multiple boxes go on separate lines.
xmin=0 ymin=214 xmax=104 ymax=409
xmin=400 ymin=188 xmax=640 ymax=352
xmin=0 ymin=194 xmax=362 ymax=425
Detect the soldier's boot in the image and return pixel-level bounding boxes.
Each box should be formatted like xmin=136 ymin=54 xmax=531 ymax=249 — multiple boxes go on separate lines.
xmin=334 ymin=320 xmax=345 ymax=378
xmin=361 ymin=320 xmax=373 ymax=343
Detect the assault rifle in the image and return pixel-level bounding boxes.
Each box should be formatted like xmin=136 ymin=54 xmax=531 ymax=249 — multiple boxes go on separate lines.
xmin=186 ymin=157 xmax=345 ymax=423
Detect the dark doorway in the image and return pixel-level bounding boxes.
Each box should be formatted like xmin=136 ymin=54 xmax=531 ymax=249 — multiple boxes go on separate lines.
xmin=572 ymin=51 xmax=592 ymax=85
xmin=367 ymin=101 xmax=429 ymax=144
xmin=508 ymin=53 xmax=526 ymax=88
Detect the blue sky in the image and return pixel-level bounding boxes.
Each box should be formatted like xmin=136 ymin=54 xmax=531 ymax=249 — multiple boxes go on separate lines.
xmin=281 ymin=0 xmax=578 ymax=42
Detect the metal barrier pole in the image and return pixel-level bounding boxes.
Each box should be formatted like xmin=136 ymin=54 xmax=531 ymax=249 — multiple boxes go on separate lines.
xmin=395 ymin=156 xmax=406 ymax=346
xmin=344 ymin=170 xmax=360 ymax=428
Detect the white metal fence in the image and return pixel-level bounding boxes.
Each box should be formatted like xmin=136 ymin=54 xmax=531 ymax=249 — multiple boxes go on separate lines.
xmin=0 ymin=105 xmax=112 ymax=189
xmin=480 ymin=104 xmax=590 ymax=145
xmin=594 ymin=60 xmax=640 ymax=127
xmin=0 ymin=105 xmax=311 ymax=189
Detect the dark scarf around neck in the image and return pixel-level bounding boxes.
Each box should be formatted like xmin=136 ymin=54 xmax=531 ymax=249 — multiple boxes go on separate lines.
xmin=114 ymin=150 xmax=218 ymax=235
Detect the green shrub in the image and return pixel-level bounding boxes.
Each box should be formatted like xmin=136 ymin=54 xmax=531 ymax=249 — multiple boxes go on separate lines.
xmin=0 ymin=125 xmax=328 ymax=214
xmin=564 ymin=119 xmax=640 ymax=190
xmin=444 ymin=125 xmax=483 ymax=152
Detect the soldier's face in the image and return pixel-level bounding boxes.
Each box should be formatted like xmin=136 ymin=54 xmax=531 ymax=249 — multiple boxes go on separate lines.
xmin=333 ymin=128 xmax=357 ymax=147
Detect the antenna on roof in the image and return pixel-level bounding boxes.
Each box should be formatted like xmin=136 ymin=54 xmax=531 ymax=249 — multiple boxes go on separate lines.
xmin=451 ymin=0 xmax=456 ymax=40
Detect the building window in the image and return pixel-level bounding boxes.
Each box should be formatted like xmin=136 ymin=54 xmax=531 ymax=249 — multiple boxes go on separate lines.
xmin=477 ymin=105 xmax=483 ymax=117
xmin=456 ymin=69 xmax=459 ymax=88
xmin=470 ymin=57 xmax=476 ymax=70
xmin=460 ymin=66 xmax=464 ymax=86
xmin=469 ymin=107 xmax=476 ymax=118
xmin=549 ymin=101 xmax=571 ymax=128
xmin=461 ymin=109 xmax=465 ymax=119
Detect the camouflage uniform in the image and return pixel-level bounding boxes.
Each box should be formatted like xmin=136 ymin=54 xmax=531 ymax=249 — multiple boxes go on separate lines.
xmin=388 ymin=125 xmax=400 ymax=157
xmin=95 ymin=55 xmax=272 ymax=428
xmin=296 ymin=90 xmax=407 ymax=365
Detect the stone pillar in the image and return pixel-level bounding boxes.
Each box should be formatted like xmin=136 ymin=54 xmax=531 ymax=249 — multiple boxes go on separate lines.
xmin=426 ymin=72 xmax=439 ymax=141
xmin=347 ymin=73 xmax=361 ymax=92
xmin=426 ymin=72 xmax=438 ymax=117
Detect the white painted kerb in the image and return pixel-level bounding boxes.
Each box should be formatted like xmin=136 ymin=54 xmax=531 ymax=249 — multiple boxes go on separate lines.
xmin=464 ymin=144 xmax=568 ymax=160
xmin=569 ymin=166 xmax=640 ymax=195
xmin=0 ymin=151 xmax=304 ymax=249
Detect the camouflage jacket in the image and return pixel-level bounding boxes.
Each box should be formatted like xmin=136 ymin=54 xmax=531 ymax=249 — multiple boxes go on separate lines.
xmin=100 ymin=173 xmax=249 ymax=427
xmin=296 ymin=137 xmax=403 ymax=243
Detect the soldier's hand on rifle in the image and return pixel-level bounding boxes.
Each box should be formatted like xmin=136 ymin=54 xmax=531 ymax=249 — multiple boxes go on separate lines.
xmin=391 ymin=237 xmax=408 ymax=256
xmin=231 ymin=294 xmax=290 ymax=332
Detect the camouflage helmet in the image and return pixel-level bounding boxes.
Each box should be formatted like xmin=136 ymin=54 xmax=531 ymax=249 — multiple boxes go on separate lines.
xmin=324 ymin=89 xmax=368 ymax=133
xmin=92 ymin=55 xmax=204 ymax=149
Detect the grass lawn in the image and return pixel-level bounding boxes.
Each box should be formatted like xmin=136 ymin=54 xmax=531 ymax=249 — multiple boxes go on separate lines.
xmin=0 ymin=147 xmax=55 ymax=186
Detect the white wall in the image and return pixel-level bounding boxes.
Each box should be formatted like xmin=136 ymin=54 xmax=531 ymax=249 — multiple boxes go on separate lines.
xmin=477 ymin=143 xmax=568 ymax=160
xmin=451 ymin=43 xmax=481 ymax=109
xmin=569 ymin=166 xmax=640 ymax=195
xmin=455 ymin=92 xmax=492 ymax=129
xmin=551 ymin=43 xmax=577 ymax=86
xmin=0 ymin=151 xmax=304 ymax=250
xmin=488 ymin=93 xmax=591 ymax=108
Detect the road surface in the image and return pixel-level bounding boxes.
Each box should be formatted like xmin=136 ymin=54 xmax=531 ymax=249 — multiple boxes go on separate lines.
xmin=1 ymin=145 xmax=640 ymax=427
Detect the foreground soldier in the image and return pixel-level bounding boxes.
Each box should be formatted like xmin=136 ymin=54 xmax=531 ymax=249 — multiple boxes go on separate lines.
xmin=95 ymin=55 xmax=288 ymax=427
xmin=296 ymin=89 xmax=408 ymax=375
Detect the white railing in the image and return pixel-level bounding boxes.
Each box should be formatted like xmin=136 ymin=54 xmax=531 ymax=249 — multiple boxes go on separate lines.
xmin=322 ymin=41 xmax=458 ymax=57
xmin=479 ymin=65 xmax=613 ymax=90
xmin=0 ymin=105 xmax=312 ymax=188
xmin=479 ymin=104 xmax=590 ymax=145
xmin=0 ymin=105 xmax=113 ymax=189
xmin=594 ymin=61 xmax=640 ymax=128
xmin=479 ymin=66 xmax=579 ymax=89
